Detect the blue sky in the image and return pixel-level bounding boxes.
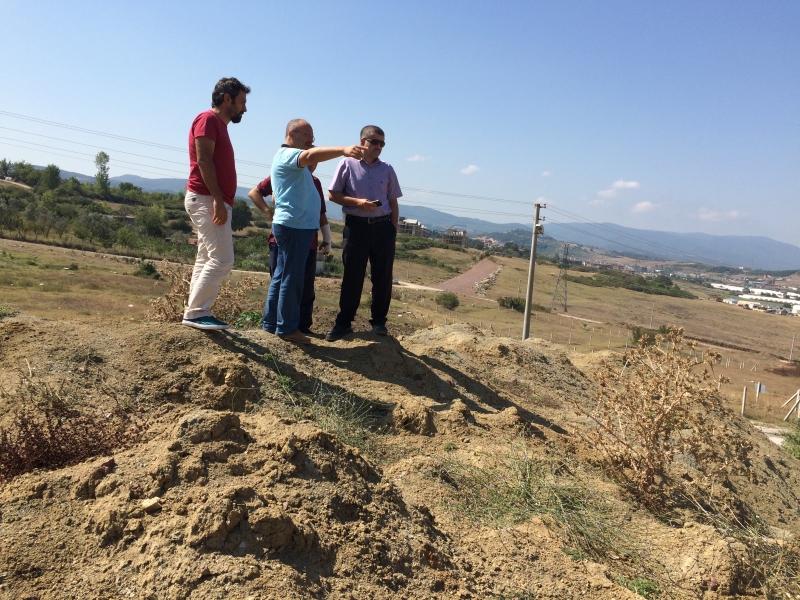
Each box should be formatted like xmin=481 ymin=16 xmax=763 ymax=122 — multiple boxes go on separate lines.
xmin=1 ymin=1 xmax=798 ymax=246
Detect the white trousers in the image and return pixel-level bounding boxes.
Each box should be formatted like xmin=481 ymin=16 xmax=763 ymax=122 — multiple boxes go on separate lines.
xmin=183 ymin=191 xmax=234 ymax=320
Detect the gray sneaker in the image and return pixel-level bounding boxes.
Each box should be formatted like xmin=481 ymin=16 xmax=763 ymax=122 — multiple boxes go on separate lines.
xmin=182 ymin=316 xmax=230 ymax=330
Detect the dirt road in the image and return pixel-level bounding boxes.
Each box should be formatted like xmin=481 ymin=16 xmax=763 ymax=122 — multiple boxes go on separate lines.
xmin=434 ymin=258 xmax=499 ymax=297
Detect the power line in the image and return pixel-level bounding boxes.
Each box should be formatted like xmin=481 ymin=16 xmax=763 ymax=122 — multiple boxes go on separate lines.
xmin=0 ymin=111 xmax=738 ymax=267
xmin=0 ymin=111 xmax=537 ymax=205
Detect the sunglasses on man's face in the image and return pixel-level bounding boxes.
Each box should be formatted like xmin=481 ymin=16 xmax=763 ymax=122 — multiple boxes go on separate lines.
xmin=364 ymin=138 xmax=385 ymax=148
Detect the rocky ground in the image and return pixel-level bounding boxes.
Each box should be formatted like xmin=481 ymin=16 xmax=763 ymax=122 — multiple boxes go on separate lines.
xmin=1 ymin=308 xmax=799 ymax=599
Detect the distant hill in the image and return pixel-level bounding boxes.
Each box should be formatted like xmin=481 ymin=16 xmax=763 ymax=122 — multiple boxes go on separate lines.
xmin=542 ymin=222 xmax=800 ymax=270
xmin=400 ymin=206 xmax=800 ymax=270
xmin=41 ymin=170 xmax=800 ymax=270
xmin=52 ymin=170 xmax=253 ymax=199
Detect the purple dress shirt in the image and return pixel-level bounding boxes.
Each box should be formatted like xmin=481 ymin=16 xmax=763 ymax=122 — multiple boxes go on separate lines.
xmin=328 ymin=157 xmax=403 ymax=218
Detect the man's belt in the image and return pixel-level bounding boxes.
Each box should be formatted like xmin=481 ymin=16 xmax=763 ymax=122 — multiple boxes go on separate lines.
xmin=346 ymin=214 xmax=391 ymax=225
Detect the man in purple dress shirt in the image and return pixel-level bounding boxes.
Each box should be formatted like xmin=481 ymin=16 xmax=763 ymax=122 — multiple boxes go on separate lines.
xmin=325 ymin=125 xmax=403 ymax=342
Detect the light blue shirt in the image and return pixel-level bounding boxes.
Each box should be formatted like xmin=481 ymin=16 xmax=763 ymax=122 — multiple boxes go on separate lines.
xmin=271 ymin=146 xmax=320 ymax=230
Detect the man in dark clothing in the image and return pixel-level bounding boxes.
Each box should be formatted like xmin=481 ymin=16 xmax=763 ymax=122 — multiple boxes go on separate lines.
xmin=325 ymin=125 xmax=403 ymax=342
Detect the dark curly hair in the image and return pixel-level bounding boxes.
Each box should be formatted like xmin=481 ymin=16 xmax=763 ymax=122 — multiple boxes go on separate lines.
xmin=211 ymin=77 xmax=251 ymax=108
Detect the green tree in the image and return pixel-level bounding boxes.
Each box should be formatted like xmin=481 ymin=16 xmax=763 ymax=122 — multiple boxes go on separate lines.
xmin=136 ymin=205 xmax=166 ymax=237
xmin=117 ymin=181 xmax=142 ymax=195
xmin=0 ymin=159 xmax=10 ymax=178
xmin=94 ymin=152 xmax=110 ymax=196
xmin=116 ymin=227 xmax=141 ymax=250
xmin=58 ymin=176 xmax=83 ymax=195
xmin=10 ymin=161 xmax=38 ymax=186
xmin=231 ymin=199 xmax=253 ymax=231
xmin=53 ymin=217 xmax=70 ymax=240
xmin=74 ymin=213 xmax=115 ymax=246
xmin=38 ymin=164 xmax=61 ymax=191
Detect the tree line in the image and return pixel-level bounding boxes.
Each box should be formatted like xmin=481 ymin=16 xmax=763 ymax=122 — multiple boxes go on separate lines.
xmin=0 ymin=155 xmax=263 ymax=268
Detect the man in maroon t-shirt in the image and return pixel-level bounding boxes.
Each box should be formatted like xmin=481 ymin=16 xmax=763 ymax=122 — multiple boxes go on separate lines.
xmin=182 ymin=77 xmax=250 ymax=331
xmin=248 ymin=163 xmax=330 ymax=334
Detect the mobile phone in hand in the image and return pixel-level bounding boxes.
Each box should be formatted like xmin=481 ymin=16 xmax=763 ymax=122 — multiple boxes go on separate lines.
xmin=370 ymin=200 xmax=381 ymax=206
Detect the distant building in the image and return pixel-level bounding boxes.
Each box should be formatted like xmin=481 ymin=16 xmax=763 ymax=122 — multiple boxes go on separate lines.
xmin=397 ymin=217 xmax=430 ymax=238
xmin=442 ymin=226 xmax=467 ymax=248
xmin=723 ymin=298 xmax=738 ymax=305
xmin=473 ymin=236 xmax=501 ymax=248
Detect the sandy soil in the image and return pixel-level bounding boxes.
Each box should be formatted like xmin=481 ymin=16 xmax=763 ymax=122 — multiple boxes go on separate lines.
xmin=0 ymin=310 xmax=799 ymax=599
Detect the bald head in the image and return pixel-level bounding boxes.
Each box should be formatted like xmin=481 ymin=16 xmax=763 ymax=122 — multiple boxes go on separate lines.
xmin=286 ymin=119 xmax=309 ymax=137
xmin=285 ymin=120 xmax=315 ymax=150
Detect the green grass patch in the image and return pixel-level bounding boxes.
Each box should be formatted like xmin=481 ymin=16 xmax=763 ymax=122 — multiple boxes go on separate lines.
xmin=783 ymin=419 xmax=800 ymax=460
xmin=0 ymin=303 xmax=19 ymax=319
xmin=615 ymin=576 xmax=660 ymax=598
xmin=567 ymin=270 xmax=696 ymax=299
xmin=234 ymin=311 xmax=262 ymax=329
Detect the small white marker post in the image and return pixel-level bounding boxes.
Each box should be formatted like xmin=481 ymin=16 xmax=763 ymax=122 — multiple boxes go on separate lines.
xmin=741 ymin=387 xmax=747 ymax=416
xmin=755 ymin=381 xmax=761 ymax=403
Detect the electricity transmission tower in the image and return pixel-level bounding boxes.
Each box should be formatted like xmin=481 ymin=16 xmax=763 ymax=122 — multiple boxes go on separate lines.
xmin=550 ymin=244 xmax=569 ymax=312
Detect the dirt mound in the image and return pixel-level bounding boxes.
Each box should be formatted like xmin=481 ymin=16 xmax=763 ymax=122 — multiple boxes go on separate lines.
xmin=1 ymin=315 xmax=800 ymax=598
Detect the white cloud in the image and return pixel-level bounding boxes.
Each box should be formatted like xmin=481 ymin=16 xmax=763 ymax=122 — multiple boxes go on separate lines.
xmin=460 ymin=165 xmax=480 ymax=175
xmin=597 ymin=179 xmax=640 ymax=199
xmin=541 ymin=170 xmax=551 ymax=177
xmin=631 ymin=201 xmax=656 ymax=213
xmin=695 ymin=208 xmax=745 ymax=222
xmin=406 ymin=155 xmax=427 ymax=162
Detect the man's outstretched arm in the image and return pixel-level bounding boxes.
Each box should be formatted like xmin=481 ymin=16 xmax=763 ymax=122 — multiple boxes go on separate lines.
xmin=298 ymin=145 xmax=368 ymax=168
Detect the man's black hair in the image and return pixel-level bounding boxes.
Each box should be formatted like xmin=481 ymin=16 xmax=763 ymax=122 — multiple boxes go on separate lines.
xmin=211 ymin=78 xmax=251 ymax=108
xmin=360 ymin=125 xmax=385 ymax=139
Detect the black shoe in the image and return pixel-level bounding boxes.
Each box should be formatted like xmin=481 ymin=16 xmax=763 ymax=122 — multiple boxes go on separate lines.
xmin=325 ymin=324 xmax=353 ymax=342
xmin=298 ymin=327 xmax=313 ymax=335
xmin=371 ymin=324 xmax=389 ymax=336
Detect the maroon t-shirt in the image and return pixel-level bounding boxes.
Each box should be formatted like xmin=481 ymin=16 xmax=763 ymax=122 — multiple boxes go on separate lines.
xmin=257 ymin=175 xmax=326 ymax=249
xmin=187 ymin=110 xmax=236 ymax=206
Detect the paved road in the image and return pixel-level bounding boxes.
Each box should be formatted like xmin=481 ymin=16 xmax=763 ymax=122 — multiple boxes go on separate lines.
xmin=433 ymin=259 xmax=500 ymax=298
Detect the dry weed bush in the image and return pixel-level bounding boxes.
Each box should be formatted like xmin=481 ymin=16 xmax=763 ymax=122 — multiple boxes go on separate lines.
xmin=0 ymin=377 xmax=142 ymax=480
xmin=573 ymin=326 xmax=750 ymax=507
xmin=147 ymin=259 xmax=264 ymax=323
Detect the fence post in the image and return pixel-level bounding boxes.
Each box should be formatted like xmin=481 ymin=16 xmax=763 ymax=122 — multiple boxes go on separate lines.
xmin=741 ymin=387 xmax=747 ymax=416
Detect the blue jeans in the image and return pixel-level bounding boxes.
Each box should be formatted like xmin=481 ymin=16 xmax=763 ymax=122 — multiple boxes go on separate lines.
xmin=263 ymin=224 xmax=316 ymax=336
xmin=269 ymin=241 xmax=318 ymax=331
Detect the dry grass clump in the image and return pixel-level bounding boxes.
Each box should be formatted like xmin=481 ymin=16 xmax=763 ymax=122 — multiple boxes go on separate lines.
xmin=433 ymin=438 xmax=630 ymax=562
xmin=0 ymin=377 xmax=142 ymax=480
xmin=146 ymin=260 xmax=191 ymax=322
xmin=689 ymin=499 xmax=800 ymax=598
xmin=147 ymin=259 xmax=264 ymax=323
xmin=573 ymin=326 xmax=751 ymax=507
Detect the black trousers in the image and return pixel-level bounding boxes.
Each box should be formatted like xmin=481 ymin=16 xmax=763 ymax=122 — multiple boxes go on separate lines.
xmin=269 ymin=241 xmax=317 ymax=331
xmin=335 ymin=217 xmax=396 ymax=328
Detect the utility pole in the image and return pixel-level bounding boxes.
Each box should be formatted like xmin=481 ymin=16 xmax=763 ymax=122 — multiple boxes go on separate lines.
xmin=791 ymin=333 xmax=796 ymax=362
xmin=648 ymin=302 xmax=654 ymax=329
xmin=522 ymin=203 xmax=545 ymax=340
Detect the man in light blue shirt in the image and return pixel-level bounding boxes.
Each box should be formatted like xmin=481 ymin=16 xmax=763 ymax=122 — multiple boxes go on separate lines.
xmin=263 ymin=119 xmax=366 ymax=344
